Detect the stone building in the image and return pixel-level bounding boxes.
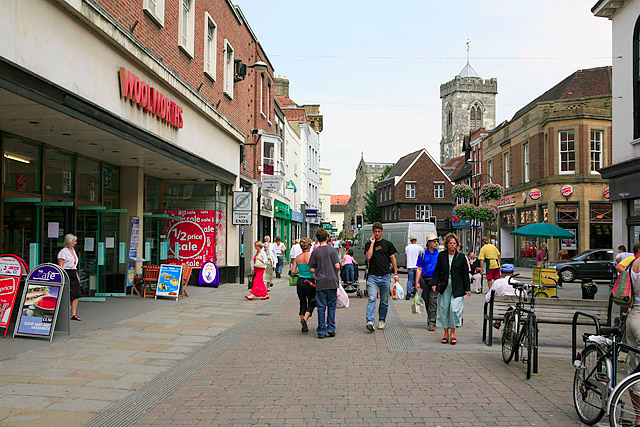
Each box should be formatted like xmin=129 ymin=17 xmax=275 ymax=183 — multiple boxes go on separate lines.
xmin=482 ymin=66 xmax=612 ymax=266
xmin=343 ymin=154 xmax=394 ymax=238
xmin=440 ymin=61 xmax=498 ymax=165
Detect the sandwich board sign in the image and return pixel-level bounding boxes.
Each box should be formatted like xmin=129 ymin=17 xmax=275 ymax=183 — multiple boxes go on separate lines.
xmin=198 ymin=261 xmax=220 ymax=288
xmin=156 ymin=264 xmax=183 ymax=301
xmin=14 ymin=263 xmax=70 ymax=341
xmin=0 ymin=254 xmax=27 ymax=338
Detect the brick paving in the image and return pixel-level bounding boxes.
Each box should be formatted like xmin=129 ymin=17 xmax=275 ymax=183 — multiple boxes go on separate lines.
xmin=135 ymin=289 xmax=581 ymax=426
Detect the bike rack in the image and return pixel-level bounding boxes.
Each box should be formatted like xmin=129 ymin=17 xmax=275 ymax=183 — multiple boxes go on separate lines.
xmin=572 ymin=311 xmax=601 ymax=362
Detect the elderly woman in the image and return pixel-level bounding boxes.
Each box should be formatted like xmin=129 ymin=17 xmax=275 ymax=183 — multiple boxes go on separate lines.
xmin=246 ymin=241 xmax=269 ymax=300
xmin=290 ymin=238 xmax=316 ymax=332
xmin=58 ymin=234 xmax=82 ymax=321
xmin=431 ymin=233 xmax=470 ymax=345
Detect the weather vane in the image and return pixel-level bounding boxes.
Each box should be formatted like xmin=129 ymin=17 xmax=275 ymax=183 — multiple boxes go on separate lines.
xmin=466 ymin=39 xmax=470 ymax=63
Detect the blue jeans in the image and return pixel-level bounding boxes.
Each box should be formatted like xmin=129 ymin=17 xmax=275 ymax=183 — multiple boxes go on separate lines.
xmin=366 ymin=274 xmax=390 ymax=324
xmin=407 ymin=268 xmax=417 ymax=295
xmin=316 ymin=289 xmax=337 ymax=337
xmin=276 ymin=255 xmax=284 ymax=274
xmin=345 ymin=264 xmax=354 ymax=283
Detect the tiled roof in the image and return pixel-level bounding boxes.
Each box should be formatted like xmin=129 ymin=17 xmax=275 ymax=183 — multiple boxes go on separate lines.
xmin=443 ymin=155 xmax=466 ymax=178
xmin=330 ymin=195 xmax=350 ymax=205
xmin=386 ymin=149 xmax=423 ymax=178
xmin=275 ymin=96 xmax=298 ymax=108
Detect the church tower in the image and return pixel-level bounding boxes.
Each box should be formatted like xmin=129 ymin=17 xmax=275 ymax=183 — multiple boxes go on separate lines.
xmin=439 ymin=48 xmax=497 ymax=165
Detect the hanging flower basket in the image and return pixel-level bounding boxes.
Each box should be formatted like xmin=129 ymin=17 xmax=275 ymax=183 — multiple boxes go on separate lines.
xmin=453 ymin=203 xmax=478 ymax=221
xmin=481 ymin=183 xmax=504 ymax=201
xmin=452 ymin=184 xmax=473 ymax=201
xmin=477 ymin=206 xmax=499 ymax=223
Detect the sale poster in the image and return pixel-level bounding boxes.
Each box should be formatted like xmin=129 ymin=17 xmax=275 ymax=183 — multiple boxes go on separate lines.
xmin=215 ymin=210 xmax=226 ymax=266
xmin=164 ymin=210 xmax=216 ymax=268
xmin=0 ymin=256 xmax=24 ymax=335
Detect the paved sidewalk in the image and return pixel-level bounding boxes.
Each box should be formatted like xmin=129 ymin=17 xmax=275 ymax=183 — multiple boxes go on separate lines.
xmin=0 ymin=280 xmax=291 ymax=426
xmin=133 ymin=289 xmax=580 ymax=426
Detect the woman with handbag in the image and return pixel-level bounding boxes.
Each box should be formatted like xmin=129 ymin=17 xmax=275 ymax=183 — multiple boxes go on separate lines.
xmin=290 ymin=238 xmax=316 ymax=332
xmin=263 ymin=241 xmax=277 ymax=288
xmin=431 ymin=233 xmax=470 ymax=345
xmin=246 ymin=241 xmax=269 ymax=300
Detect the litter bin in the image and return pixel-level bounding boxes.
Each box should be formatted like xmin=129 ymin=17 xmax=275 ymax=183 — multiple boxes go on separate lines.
xmin=581 ymin=278 xmax=597 ymax=300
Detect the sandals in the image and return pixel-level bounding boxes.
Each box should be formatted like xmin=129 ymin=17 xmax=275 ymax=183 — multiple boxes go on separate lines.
xmin=70 ymin=315 xmax=82 ymax=321
xmin=450 ymin=338 xmax=457 ymax=345
xmin=441 ymin=337 xmax=449 ymax=344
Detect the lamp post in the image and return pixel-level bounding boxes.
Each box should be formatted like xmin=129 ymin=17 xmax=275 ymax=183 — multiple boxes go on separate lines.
xmin=465 ymin=159 xmax=495 ymax=253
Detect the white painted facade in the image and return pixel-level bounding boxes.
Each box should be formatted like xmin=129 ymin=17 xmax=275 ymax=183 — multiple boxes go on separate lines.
xmin=302 ymin=124 xmax=321 ymax=212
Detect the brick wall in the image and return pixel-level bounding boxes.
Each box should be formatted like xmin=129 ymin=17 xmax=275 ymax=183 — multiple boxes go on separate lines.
xmin=491 ymin=153 xmax=503 ymax=187
xmin=579 ymin=124 xmax=588 ymax=174
xmin=94 ymin=0 xmax=275 ymax=180
xmin=547 ymin=127 xmax=555 ymax=176
xmin=510 ymin=144 xmax=522 ymax=186
xmin=394 ymin=153 xmax=453 ymax=205
xmin=529 ymin=132 xmax=544 ymax=181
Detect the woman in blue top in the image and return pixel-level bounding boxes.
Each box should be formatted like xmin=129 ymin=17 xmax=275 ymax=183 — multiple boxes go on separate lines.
xmin=290 ymin=238 xmax=316 ymax=333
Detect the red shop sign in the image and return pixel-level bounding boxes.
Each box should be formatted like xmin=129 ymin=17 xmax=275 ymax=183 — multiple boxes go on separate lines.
xmin=0 ymin=254 xmax=27 ymax=338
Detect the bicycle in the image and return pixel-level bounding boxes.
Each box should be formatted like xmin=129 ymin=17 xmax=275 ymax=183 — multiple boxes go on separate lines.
xmin=572 ymin=310 xmax=640 ymax=426
xmin=500 ymin=274 xmax=553 ymax=379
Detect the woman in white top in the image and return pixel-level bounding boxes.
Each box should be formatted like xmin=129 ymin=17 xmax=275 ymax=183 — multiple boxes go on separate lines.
xmin=58 ymin=234 xmax=82 ymax=321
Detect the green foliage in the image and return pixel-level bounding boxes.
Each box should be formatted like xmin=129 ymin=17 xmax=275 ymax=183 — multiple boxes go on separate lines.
xmin=453 ymin=203 xmax=478 ymax=221
xmin=364 ymin=164 xmax=393 ymax=224
xmin=476 ymin=206 xmax=499 ymax=223
xmin=481 ymin=183 xmax=504 ymax=201
xmin=452 ymin=184 xmax=473 ymax=201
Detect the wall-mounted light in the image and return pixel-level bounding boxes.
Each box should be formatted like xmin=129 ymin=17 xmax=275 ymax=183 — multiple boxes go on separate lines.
xmin=4 ymin=154 xmax=31 ymax=164
xmin=234 ymin=60 xmax=269 ymax=83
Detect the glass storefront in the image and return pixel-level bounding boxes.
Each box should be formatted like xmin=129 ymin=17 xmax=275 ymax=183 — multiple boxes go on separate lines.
xmin=589 ymin=203 xmax=612 ymax=249
xmin=518 ymin=207 xmax=538 ymax=260
xmin=557 ymin=203 xmax=579 ymax=259
xmin=629 ymin=199 xmax=640 ymax=246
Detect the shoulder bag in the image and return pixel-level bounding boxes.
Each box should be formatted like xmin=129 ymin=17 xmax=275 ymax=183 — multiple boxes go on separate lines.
xmin=612 ymin=258 xmax=637 ymax=308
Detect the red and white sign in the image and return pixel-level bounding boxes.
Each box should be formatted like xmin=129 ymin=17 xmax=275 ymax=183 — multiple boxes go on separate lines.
xmin=0 ymin=255 xmax=26 ymax=338
xmin=529 ymin=188 xmax=542 ymax=200
xmin=164 ymin=210 xmax=215 ymax=268
xmin=497 ymin=195 xmax=515 ymax=208
xmin=561 ymin=185 xmax=574 ymax=198
xmin=118 ymin=67 xmax=183 ymax=129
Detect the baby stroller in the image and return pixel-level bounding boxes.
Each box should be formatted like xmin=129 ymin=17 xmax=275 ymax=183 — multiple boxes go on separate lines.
xmin=340 ymin=264 xmax=363 ymax=297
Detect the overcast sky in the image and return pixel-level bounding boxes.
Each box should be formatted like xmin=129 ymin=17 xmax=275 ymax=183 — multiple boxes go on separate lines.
xmin=239 ymin=0 xmax=612 ymax=195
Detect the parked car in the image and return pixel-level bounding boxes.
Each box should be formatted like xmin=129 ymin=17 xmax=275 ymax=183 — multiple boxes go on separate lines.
xmin=550 ymin=249 xmax=614 ymax=283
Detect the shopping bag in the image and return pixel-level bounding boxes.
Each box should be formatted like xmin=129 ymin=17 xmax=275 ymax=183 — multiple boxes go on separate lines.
xmin=337 ymin=284 xmax=350 ymax=309
xmin=612 ymin=259 xmax=637 ymax=307
xmin=289 ymin=274 xmax=299 ymax=287
xmin=392 ymin=281 xmax=405 ymax=300
xmin=411 ymin=289 xmax=424 ymax=314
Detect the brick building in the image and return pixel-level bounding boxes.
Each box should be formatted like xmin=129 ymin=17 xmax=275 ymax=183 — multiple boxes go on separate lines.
xmin=482 ymin=66 xmax=612 ymax=265
xmin=377 ymin=149 xmax=454 ymax=233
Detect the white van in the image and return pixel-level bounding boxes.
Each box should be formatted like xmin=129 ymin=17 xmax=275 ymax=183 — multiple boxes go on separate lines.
xmin=351 ymin=222 xmax=438 ymax=269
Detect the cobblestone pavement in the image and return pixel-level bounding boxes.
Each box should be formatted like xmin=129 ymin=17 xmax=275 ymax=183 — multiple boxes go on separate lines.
xmin=134 ymin=287 xmax=582 ymax=426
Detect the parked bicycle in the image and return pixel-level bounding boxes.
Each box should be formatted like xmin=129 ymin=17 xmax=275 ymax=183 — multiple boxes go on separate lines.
xmin=572 ymin=310 xmax=640 ymax=426
xmin=501 ymin=274 xmax=555 ymax=379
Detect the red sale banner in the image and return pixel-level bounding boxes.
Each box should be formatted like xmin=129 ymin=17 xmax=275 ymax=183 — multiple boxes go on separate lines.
xmin=164 ymin=210 xmax=216 ymax=268
xmin=0 ymin=254 xmax=26 ymax=338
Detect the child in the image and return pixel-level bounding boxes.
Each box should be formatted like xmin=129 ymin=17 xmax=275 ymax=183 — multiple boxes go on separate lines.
xmin=342 ymin=249 xmax=357 ymax=284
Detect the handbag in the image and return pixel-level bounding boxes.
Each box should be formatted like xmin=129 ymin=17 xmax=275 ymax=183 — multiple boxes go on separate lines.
xmin=254 ymin=257 xmax=265 ymax=269
xmin=289 ymin=274 xmax=299 ymax=287
xmin=612 ymin=259 xmax=637 ymax=307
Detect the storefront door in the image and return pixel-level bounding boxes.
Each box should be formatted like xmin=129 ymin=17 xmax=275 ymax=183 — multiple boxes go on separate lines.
xmin=76 ymin=209 xmax=99 ymax=296
xmin=2 ymin=202 xmax=38 ymax=265
xmin=42 ymin=205 xmax=73 ymax=265
xmin=100 ymin=211 xmax=122 ymax=295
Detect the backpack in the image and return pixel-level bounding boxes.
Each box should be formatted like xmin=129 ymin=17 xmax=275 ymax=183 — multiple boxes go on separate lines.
xmin=612 ymin=258 xmax=637 ymax=308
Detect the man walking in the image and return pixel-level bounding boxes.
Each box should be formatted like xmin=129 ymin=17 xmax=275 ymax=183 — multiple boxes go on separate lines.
xmin=309 ymin=228 xmax=340 ymax=339
xmin=405 ymin=236 xmax=423 ymax=299
xmin=478 ymin=237 xmax=501 ymax=289
xmin=414 ymin=234 xmax=439 ymax=331
xmin=364 ymin=222 xmax=399 ymax=332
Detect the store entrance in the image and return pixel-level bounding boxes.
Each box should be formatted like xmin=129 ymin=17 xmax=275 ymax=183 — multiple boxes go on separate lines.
xmin=76 ymin=209 xmax=99 ymax=296
xmin=101 ymin=211 xmax=122 ymax=294
xmin=42 ymin=205 xmax=73 ymax=265
xmin=2 ymin=202 xmax=37 ymax=265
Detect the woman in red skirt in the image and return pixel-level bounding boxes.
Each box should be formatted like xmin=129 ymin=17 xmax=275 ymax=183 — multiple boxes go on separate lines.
xmin=246 ymin=241 xmax=269 ymax=300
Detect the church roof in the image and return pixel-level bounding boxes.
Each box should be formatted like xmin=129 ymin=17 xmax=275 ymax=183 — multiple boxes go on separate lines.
xmin=459 ymin=62 xmax=480 ymax=78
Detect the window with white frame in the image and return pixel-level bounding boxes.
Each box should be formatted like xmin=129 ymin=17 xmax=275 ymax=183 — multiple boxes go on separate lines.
xmin=223 ymin=39 xmax=234 ymax=98
xmin=405 ymin=182 xmax=416 ymax=199
xmin=204 ymin=13 xmax=216 ymax=79
xmin=416 ymin=204 xmax=432 ymax=220
xmin=488 ymin=159 xmax=493 ymax=183
xmin=143 ymin=0 xmax=164 ymax=27
xmin=434 ymin=183 xmax=444 ymax=199
xmin=559 ymin=130 xmax=576 ymax=174
xmin=590 ymin=130 xmax=603 ymax=173
xmin=504 ymin=152 xmax=510 ymax=188
xmin=266 ymin=80 xmax=271 ymax=124
xmin=259 ymin=73 xmax=264 ymax=117
xmin=379 ymin=188 xmax=383 ymax=203
xmin=178 ymin=0 xmax=195 ymax=57
xmin=523 ymin=142 xmax=530 ymax=183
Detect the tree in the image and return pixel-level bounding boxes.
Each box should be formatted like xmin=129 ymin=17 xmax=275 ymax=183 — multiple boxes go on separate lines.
xmin=363 ymin=164 xmax=393 ymax=224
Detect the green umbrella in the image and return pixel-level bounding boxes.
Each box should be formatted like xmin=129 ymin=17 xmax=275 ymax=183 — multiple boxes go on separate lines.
xmin=511 ymin=223 xmax=574 ymax=239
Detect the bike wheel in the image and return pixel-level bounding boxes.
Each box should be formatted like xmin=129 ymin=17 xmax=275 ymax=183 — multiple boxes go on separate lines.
xmin=534 ymin=291 xmax=549 ymax=298
xmin=501 ymin=310 xmax=517 ymax=363
xmin=573 ymin=345 xmax=606 ymax=425
xmin=609 ymin=372 xmax=640 ymax=427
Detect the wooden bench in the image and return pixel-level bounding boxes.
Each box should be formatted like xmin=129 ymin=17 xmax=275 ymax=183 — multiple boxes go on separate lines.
xmin=482 ymin=293 xmax=612 ymax=346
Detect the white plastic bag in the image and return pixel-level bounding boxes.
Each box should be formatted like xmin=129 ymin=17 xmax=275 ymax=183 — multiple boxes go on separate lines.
xmin=393 ymin=282 xmax=405 ymax=300
xmin=411 ymin=289 xmax=424 ymax=314
xmin=337 ymin=284 xmax=350 ymax=309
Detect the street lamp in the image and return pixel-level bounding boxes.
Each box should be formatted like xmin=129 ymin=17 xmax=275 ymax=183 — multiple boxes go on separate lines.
xmin=465 ymin=159 xmax=496 ymax=253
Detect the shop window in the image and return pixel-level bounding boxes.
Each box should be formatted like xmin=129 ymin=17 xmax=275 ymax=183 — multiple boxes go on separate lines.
xmin=501 ymin=212 xmax=515 ymax=228
xmin=589 ymin=203 xmax=612 ymax=223
xmin=145 ymin=176 xmax=161 ymax=211
xmin=77 ymin=157 xmax=101 ymax=203
xmin=3 ymin=136 xmax=40 ymax=194
xmin=163 ymin=181 xmax=216 ymax=210
xmin=540 ymin=206 xmax=548 ymax=223
xmin=590 ymin=203 xmax=612 ymax=249
xmin=630 ymin=199 xmax=640 ymax=217
xmin=44 ymin=148 xmax=73 ymax=198
xmin=103 ymin=165 xmax=119 ymax=209
xmin=559 ymin=130 xmax=576 ymax=174
xmin=519 ymin=208 xmax=537 ymax=225
xmin=557 ymin=204 xmax=579 ymax=223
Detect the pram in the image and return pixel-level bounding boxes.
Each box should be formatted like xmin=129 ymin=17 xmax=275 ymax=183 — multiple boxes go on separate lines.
xmin=340 ymin=263 xmax=363 ymax=297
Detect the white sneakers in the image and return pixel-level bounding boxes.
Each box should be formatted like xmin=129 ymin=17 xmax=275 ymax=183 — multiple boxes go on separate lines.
xmin=378 ymin=321 xmax=385 ymax=330
xmin=366 ymin=322 xmax=375 ymax=332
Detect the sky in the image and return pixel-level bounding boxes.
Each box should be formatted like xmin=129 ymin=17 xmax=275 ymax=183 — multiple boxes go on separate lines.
xmin=238 ymin=0 xmax=613 ymax=195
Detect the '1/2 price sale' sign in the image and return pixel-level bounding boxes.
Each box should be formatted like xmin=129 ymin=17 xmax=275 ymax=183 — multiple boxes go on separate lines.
xmin=164 ymin=210 xmax=216 ymax=268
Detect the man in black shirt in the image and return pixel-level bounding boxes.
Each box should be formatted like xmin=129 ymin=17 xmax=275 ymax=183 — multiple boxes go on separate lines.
xmin=364 ymin=222 xmax=398 ymax=332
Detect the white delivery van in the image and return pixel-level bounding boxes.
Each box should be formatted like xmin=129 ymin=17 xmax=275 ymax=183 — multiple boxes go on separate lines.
xmin=351 ymin=222 xmax=438 ymax=269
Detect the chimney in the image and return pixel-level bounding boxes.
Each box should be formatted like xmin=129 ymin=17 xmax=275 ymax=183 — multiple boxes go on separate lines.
xmin=274 ymin=76 xmax=289 ymax=97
